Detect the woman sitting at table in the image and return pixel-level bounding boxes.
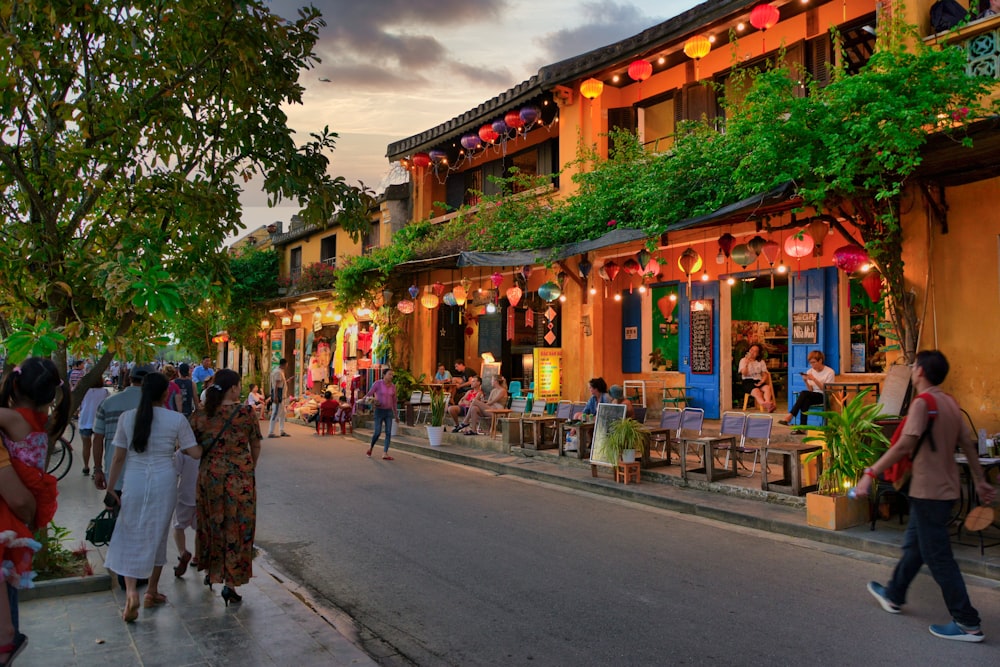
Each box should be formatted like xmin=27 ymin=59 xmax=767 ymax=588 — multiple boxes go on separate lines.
xmin=779 ymin=350 xmax=835 ymax=426
xmin=608 ymin=384 xmax=634 ymax=418
xmin=738 ymin=343 xmax=775 ymax=412
xmin=458 ymin=376 xmax=508 ymax=436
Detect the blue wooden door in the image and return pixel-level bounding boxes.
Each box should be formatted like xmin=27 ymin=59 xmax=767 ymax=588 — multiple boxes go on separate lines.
xmin=680 ymin=281 xmax=721 ymax=418
xmin=787 ymin=267 xmax=840 ymax=423
xmin=622 ymin=290 xmax=642 ymax=373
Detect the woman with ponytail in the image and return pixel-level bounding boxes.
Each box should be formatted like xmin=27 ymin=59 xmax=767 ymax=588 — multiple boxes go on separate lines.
xmin=104 ymin=372 xmax=201 ymax=623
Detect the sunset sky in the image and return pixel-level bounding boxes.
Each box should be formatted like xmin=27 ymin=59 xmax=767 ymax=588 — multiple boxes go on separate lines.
xmin=241 ymin=0 xmax=703 ymax=231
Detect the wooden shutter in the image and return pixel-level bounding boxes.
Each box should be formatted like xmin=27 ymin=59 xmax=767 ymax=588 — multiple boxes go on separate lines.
xmin=680 ymin=82 xmax=716 ymax=123
xmin=807 ymin=33 xmax=833 ymax=88
xmin=607 ymin=107 xmax=637 ymax=156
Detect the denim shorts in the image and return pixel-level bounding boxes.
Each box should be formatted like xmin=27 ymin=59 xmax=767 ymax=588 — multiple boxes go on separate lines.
xmin=80 ymin=428 xmax=94 ymax=437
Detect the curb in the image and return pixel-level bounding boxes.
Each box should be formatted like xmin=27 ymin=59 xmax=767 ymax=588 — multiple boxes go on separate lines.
xmin=20 ymin=573 xmax=112 ymax=601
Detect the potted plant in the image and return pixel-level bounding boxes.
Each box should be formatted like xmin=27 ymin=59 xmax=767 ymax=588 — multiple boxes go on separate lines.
xmin=391 ymin=368 xmax=426 ymax=425
xmin=426 ymin=390 xmax=446 ymax=447
xmin=798 ymin=389 xmax=890 ymax=530
xmin=648 ymin=348 xmax=666 ymax=371
xmin=605 ymin=417 xmax=648 ymax=466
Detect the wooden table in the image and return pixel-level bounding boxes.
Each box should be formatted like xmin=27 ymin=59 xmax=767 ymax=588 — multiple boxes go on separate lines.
xmin=559 ymin=421 xmax=595 ymax=459
xmin=761 ymin=442 xmax=823 ymax=496
xmin=639 ymin=425 xmax=676 ymax=468
xmin=520 ymin=415 xmax=560 ymax=450
xmin=680 ymin=435 xmax=738 ymax=483
xmin=823 ymin=381 xmax=880 ymax=407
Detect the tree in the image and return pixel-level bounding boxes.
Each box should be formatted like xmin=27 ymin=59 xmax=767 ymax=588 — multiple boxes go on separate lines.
xmin=0 ymin=0 xmax=370 ymax=406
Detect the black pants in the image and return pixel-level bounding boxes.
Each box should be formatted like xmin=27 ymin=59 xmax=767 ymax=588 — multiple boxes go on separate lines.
xmin=789 ymin=390 xmax=823 ymax=424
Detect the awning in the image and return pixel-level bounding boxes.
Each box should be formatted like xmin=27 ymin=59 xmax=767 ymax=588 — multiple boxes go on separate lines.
xmin=457 ymin=227 xmax=648 ymax=267
xmin=664 ymin=181 xmax=800 ymax=232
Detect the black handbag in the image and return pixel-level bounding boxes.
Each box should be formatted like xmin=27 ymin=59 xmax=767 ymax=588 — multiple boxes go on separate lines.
xmin=85 ymin=508 xmax=117 ymax=546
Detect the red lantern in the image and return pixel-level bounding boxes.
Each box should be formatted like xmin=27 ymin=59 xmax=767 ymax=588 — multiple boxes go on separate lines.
xmin=411 ymin=152 xmax=431 ymax=168
xmin=622 ymin=258 xmax=641 ymax=275
xmin=490 ymin=271 xmax=504 ymax=289
xmin=603 ymin=261 xmax=620 ymax=282
xmin=478 ymin=123 xmax=499 ymax=144
xmin=431 ymin=281 xmax=445 ymax=297
xmin=506 ymin=286 xmax=522 ymax=307
xmin=749 ymin=3 xmax=780 ymax=54
xmin=861 ymin=271 xmax=883 ymax=302
xmin=627 ymin=59 xmax=652 ymax=82
xmin=833 ymin=244 xmax=869 ymax=273
xmin=504 ymin=110 xmax=525 ymax=130
xmin=718 ymin=233 xmax=736 ymax=258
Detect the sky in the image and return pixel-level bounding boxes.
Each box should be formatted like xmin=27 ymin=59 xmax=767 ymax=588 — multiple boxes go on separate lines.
xmin=240 ymin=0 xmax=704 ymax=232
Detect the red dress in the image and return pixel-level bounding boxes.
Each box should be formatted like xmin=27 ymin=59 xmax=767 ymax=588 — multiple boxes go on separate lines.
xmin=0 ymin=409 xmax=59 ymax=589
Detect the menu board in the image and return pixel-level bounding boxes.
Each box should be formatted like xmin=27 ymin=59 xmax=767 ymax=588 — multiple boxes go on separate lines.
xmin=689 ymin=300 xmax=713 ymax=375
xmin=533 ymin=348 xmax=562 ymax=400
xmin=589 ymin=403 xmax=628 ymax=467
xmin=478 ymin=311 xmax=503 ymax=359
xmin=792 ymin=312 xmax=818 ymax=344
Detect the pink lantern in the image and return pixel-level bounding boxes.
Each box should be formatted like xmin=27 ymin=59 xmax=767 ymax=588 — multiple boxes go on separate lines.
xmin=861 ymin=271 xmax=883 ymax=302
xmin=833 ymin=244 xmax=869 ymax=273
xmin=627 ymin=59 xmax=652 ymax=82
xmin=783 ymin=233 xmax=814 ymax=277
xmin=478 ymin=123 xmax=499 ymax=144
xmin=411 ymin=153 xmax=431 ymax=169
xmin=506 ymin=286 xmax=523 ymax=307
xmin=644 ymin=257 xmax=661 ymax=279
xmin=396 ymin=300 xmax=414 ymax=314
xmin=431 ymin=281 xmax=445 ymax=297
xmin=490 ymin=271 xmax=504 ymax=289
xmin=718 ymin=233 xmax=736 ymax=258
xmin=504 ymin=110 xmax=525 ymax=130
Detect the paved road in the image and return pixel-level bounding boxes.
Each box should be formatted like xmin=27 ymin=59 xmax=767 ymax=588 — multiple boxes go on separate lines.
xmin=256 ymin=428 xmax=1000 ymax=666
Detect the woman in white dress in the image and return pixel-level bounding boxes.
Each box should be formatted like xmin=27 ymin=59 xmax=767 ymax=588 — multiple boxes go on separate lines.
xmin=104 ymin=372 xmax=201 ymax=623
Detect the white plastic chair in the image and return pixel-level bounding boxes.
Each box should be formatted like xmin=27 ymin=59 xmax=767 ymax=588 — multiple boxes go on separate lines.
xmin=399 ymin=390 xmax=422 ymax=421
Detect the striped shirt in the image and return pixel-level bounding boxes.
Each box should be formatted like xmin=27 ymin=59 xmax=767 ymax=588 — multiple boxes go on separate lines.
xmin=93 ymin=387 xmax=142 ymax=490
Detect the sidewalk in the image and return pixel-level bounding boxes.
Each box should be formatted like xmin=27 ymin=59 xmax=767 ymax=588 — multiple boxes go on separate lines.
xmin=18 ymin=445 xmax=376 ymax=667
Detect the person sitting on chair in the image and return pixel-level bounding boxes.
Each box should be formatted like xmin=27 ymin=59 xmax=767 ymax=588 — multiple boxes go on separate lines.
xmin=448 ymin=376 xmax=482 ymax=431
xmin=739 ymin=343 xmax=775 ymax=412
xmin=779 ymin=350 xmax=835 ymax=426
xmin=459 ymin=376 xmax=508 ymax=435
xmin=609 ymin=385 xmax=635 ymax=418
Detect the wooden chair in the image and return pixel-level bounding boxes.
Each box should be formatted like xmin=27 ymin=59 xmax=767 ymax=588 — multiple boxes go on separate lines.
xmin=742 ymin=375 xmax=774 ymax=412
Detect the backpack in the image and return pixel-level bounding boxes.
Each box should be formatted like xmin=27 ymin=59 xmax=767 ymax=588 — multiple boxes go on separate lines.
xmin=882 ymin=392 xmax=942 ymax=492
xmin=930 ymin=0 xmax=970 ymax=32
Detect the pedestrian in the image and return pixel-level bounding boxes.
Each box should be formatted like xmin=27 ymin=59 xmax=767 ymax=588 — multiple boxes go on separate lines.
xmin=68 ymin=359 xmax=86 ymax=391
xmin=189 ymin=369 xmax=261 ymax=607
xmin=171 ymin=445 xmax=198 ymax=578
xmin=109 ymin=360 xmax=120 ymax=390
xmin=0 ymin=358 xmax=69 ymax=664
xmin=191 ymin=356 xmax=215 ymax=395
xmin=363 ymin=369 xmax=397 ymax=460
xmin=854 ymin=350 xmax=996 ymax=642
xmin=267 ymin=358 xmax=289 ymax=438
xmin=174 ymin=363 xmax=198 ymax=417
xmin=104 ymin=372 xmax=200 ymax=622
xmin=78 ymin=375 xmax=110 ymax=476
xmin=161 ymin=364 xmax=181 ymax=411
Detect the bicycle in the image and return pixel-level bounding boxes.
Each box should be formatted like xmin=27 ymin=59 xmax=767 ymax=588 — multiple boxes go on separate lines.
xmin=46 ymin=436 xmax=73 ymax=480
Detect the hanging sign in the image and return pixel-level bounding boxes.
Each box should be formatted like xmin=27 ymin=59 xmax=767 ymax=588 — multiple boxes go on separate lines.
xmin=792 ymin=312 xmax=819 ymax=344
xmin=689 ymin=299 xmax=714 ymax=375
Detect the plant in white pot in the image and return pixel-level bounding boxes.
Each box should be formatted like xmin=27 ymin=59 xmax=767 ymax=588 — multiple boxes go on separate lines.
xmin=605 ymin=417 xmax=648 ymax=466
xmin=426 ymin=390 xmax=446 ymax=447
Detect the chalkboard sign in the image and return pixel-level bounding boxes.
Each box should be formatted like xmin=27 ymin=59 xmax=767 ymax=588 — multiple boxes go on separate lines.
xmin=589 ymin=403 xmax=628 ymax=467
xmin=791 ymin=312 xmax=818 ymax=344
xmin=877 ymin=363 xmax=912 ymax=417
xmin=478 ymin=311 xmax=503 ymax=360
xmin=689 ymin=300 xmax=713 ymax=375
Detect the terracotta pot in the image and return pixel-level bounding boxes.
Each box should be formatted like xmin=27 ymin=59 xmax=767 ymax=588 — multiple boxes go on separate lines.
xmin=806 ymin=492 xmax=869 ymax=530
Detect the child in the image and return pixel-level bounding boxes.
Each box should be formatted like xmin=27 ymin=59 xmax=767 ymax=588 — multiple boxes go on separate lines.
xmin=78 ymin=375 xmax=110 ymax=476
xmin=171 ymin=447 xmax=198 ymax=577
xmin=0 ymin=358 xmax=70 ymax=664
xmin=335 ymin=395 xmax=352 ymax=435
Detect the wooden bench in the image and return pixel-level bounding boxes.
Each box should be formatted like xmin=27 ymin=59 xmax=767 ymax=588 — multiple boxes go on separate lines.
xmin=761 ymin=442 xmax=823 ymax=496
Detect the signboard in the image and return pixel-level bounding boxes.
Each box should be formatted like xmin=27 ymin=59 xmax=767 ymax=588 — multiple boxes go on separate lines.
xmin=792 ymin=312 xmax=818 ymax=345
xmin=589 ymin=403 xmax=628 ymax=467
xmin=532 ymin=348 xmax=562 ymax=400
xmin=478 ymin=311 xmax=503 ymax=359
xmin=480 ymin=361 xmax=502 ymax=397
xmin=270 ymin=332 xmax=283 ymax=371
xmin=624 ymin=326 xmax=638 ymax=340
xmin=689 ymin=300 xmax=714 ymax=375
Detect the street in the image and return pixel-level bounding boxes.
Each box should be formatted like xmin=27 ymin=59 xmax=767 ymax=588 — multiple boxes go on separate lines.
xmin=256 ymin=426 xmax=1000 ymax=666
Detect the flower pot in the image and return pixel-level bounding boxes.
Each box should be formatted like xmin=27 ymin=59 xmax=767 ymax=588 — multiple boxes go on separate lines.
xmin=806 ymin=492 xmax=869 ymax=530
xmin=621 ymin=448 xmax=637 ymax=464
xmin=426 ymin=425 xmax=444 ymax=447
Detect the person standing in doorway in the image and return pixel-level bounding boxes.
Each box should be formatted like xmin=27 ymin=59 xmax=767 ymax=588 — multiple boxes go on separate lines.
xmin=267 ymin=358 xmax=289 ymax=438
xmin=191 ymin=357 xmax=215 ymax=395
xmin=363 ymin=369 xmax=397 ymax=460
xmin=854 ymin=350 xmax=996 ymax=642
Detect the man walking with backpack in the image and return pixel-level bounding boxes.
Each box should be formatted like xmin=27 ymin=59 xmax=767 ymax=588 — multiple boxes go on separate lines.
xmin=853 ymin=350 xmax=995 ymax=642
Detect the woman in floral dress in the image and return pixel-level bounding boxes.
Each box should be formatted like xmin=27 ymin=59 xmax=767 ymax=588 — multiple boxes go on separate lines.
xmin=189 ymin=369 xmax=261 ymax=607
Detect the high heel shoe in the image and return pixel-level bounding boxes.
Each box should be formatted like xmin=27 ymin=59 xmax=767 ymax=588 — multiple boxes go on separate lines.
xmin=204 ymin=574 xmax=213 ymax=591
xmin=221 ymin=586 xmax=242 ymax=607
xmin=174 ymin=550 xmax=192 ymax=577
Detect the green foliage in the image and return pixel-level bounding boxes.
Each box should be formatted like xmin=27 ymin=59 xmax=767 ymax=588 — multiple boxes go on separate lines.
xmin=605 ymin=417 xmax=648 ymax=463
xmin=0 ymin=1 xmax=367 ymax=377
xmin=1 ymin=320 xmax=66 ymax=364
xmin=33 ymin=523 xmax=92 ymax=581
xmin=295 ymin=261 xmax=338 ymax=293
xmin=799 ymin=390 xmax=891 ymax=495
xmin=429 ymin=390 xmax=446 ymax=427
xmin=392 ymin=368 xmax=425 ymax=407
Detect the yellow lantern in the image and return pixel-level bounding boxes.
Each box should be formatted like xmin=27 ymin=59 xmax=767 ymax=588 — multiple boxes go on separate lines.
xmin=421 ymin=287 xmax=440 ymax=309
xmin=452 ymin=284 xmax=468 ymax=306
xmin=683 ymin=35 xmax=711 ymax=60
xmin=677 ymin=248 xmax=703 ymax=296
xmin=580 ymin=77 xmax=604 ymax=99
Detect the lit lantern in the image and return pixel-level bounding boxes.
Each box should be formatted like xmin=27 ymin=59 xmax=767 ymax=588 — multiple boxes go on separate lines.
xmin=644 ymin=257 xmax=661 ymax=278
xmin=397 ymin=300 xmax=415 ymax=314
xmin=627 ymin=59 xmax=652 ymax=82
xmin=260 ymin=317 xmax=271 ymax=329
xmin=421 ymin=287 xmax=440 ymax=309
xmin=519 ymin=105 xmax=541 ymax=126
xmin=718 ymin=233 xmax=736 ymax=258
xmin=731 ymin=244 xmax=757 ymax=268
xmin=678 ymin=248 xmax=703 ymax=294
xmin=603 ymin=261 xmax=620 ymax=282
xmin=452 ymin=285 xmax=468 ymax=306
xmin=683 ymin=35 xmax=712 ymax=60
xmin=491 ymin=118 xmax=509 ymax=137
xmin=428 ymin=149 xmax=447 ymax=166
xmin=504 ymin=110 xmax=525 ymax=131
xmin=478 ymin=123 xmax=499 ymax=144
xmin=408 ymin=284 xmax=419 ymax=299
xmin=411 ymin=152 xmax=431 ymax=168
xmin=806 ymin=218 xmax=830 ymax=253
xmin=461 ymin=134 xmax=482 ymax=151
xmin=442 ymin=292 xmax=458 ymax=307
xmin=432 ymin=281 xmax=445 ymax=297
xmin=281 ymin=316 xmax=292 ymax=326
xmin=861 ymin=271 xmax=883 ymax=302
xmin=749 ymin=3 xmax=780 ymax=54
xmin=761 ymin=240 xmax=781 ymax=288
xmin=538 ymin=281 xmax=561 ymax=302
xmin=622 ymin=258 xmax=641 ymax=275
xmin=490 ymin=271 xmax=504 ymax=289
xmin=580 ymin=77 xmax=604 ymax=99
xmin=506 ymin=286 xmax=523 ymax=307
xmin=292 ymin=312 xmax=302 ymax=323
xmin=833 ymin=244 xmax=869 ymax=273
xmin=783 ymin=232 xmax=815 ymax=276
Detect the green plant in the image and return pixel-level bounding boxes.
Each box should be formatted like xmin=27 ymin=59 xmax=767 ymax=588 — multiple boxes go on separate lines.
xmin=391 ymin=368 xmax=425 ymax=407
xmin=648 ymin=348 xmax=666 ymax=369
xmin=32 ymin=523 xmax=92 ymax=581
xmin=429 ymin=390 xmax=446 ymax=427
xmin=799 ymin=389 xmax=891 ymax=495
xmin=605 ymin=417 xmax=648 ymax=463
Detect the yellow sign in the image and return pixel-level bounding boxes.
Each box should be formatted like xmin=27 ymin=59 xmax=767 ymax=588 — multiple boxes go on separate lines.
xmin=533 ymin=348 xmax=562 ymax=400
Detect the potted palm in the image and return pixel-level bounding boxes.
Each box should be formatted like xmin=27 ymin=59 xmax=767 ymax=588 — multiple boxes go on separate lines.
xmin=426 ymin=390 xmax=446 ymax=447
xmin=798 ymin=389 xmax=890 ymax=530
xmin=605 ymin=417 xmax=648 ymax=466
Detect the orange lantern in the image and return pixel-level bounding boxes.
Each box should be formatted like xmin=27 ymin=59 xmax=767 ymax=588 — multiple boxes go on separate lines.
xmin=452 ymin=284 xmax=468 ymax=306
xmin=806 ymin=218 xmax=830 ymax=254
xmin=580 ymin=78 xmax=604 ymax=99
xmin=627 ymin=59 xmax=652 ymax=82
xmin=506 ymin=286 xmax=522 ymax=307
xmin=421 ymin=287 xmax=440 ymax=310
xmin=861 ymin=271 xmax=883 ymax=302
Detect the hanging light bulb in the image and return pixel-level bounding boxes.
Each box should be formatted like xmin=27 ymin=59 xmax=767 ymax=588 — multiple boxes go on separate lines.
xmin=325 ymin=306 xmax=335 ymax=319
xmin=726 ymin=276 xmax=736 ymax=285
xmin=638 ymin=285 xmax=647 ymax=294
xmin=589 ymin=286 xmax=597 ymax=295
xmin=260 ymin=318 xmax=271 ymax=329
xmin=313 ymin=307 xmax=322 ymax=320
xmin=613 ymin=293 xmax=622 ymax=302
xmin=292 ymin=312 xmax=302 ymax=323
xmin=485 ymin=302 xmax=497 ymax=314
xmin=701 ymin=269 xmax=710 ymax=282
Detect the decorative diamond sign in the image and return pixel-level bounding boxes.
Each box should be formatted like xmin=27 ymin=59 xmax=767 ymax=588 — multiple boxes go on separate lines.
xmin=544 ymin=330 xmax=557 ymax=345
xmin=545 ymin=306 xmax=557 ymax=321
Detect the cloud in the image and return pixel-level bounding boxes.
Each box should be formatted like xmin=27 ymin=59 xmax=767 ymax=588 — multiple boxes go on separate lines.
xmin=533 ymin=1 xmax=666 ymax=62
